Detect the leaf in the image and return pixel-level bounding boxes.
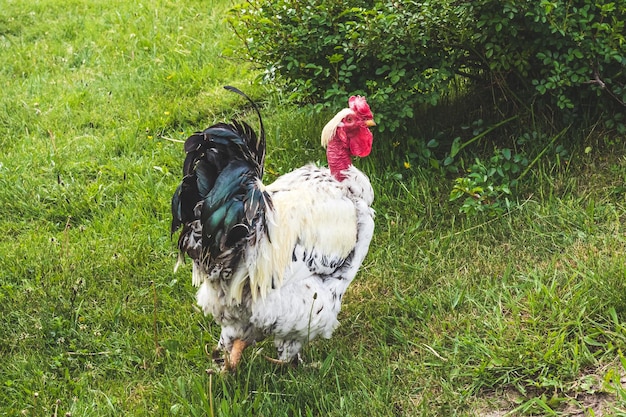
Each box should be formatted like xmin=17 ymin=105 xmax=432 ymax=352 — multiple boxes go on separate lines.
xmin=375 ymin=65 xmax=390 ymax=75
xmin=326 ymin=54 xmax=343 ymax=64
xmin=450 ymin=137 xmax=462 ymax=158
xmin=449 ymin=188 xmax=464 ymax=201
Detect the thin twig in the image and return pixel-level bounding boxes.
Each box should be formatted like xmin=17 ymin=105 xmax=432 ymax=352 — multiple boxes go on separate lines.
xmin=517 ymin=125 xmax=571 ymax=182
xmin=52 ymin=399 xmax=60 ymax=417
xmin=66 ymin=351 xmax=111 ymax=356
xmin=452 ymin=114 xmax=520 ymax=158
xmin=420 ymin=343 xmax=448 ymax=362
xmin=159 ymin=135 xmax=185 ymax=143
xmin=208 ymin=371 xmax=215 ymax=417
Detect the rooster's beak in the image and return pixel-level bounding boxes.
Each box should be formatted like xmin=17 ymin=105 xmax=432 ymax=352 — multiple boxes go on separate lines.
xmin=365 ymin=119 xmax=376 ymax=127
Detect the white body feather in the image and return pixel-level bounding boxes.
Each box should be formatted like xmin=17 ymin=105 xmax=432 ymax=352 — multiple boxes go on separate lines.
xmin=195 ymin=164 xmax=374 ymax=360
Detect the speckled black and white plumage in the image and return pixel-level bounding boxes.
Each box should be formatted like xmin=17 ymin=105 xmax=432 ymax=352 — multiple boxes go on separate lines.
xmin=171 ymin=87 xmax=375 ymax=367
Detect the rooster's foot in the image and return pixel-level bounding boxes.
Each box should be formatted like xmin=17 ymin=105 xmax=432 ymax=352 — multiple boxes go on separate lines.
xmin=264 ymin=353 xmax=302 ymax=367
xmin=203 ymin=344 xmax=226 ymax=373
xmin=205 ymin=339 xmax=246 ymax=373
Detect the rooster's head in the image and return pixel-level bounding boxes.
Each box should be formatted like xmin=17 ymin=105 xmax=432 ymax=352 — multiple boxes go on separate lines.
xmin=321 ymin=96 xmax=375 ymax=157
xmin=321 ymin=96 xmax=376 ymax=180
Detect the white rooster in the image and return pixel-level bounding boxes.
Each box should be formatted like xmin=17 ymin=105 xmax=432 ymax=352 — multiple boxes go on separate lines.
xmin=171 ymin=87 xmax=375 ymax=370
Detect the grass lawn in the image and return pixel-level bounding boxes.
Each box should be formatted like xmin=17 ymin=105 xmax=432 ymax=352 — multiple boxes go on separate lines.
xmin=1 ymin=1 xmax=626 ymax=416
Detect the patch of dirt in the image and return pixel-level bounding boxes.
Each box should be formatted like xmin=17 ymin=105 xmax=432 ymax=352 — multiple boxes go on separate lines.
xmin=561 ymin=391 xmax=617 ymax=416
xmin=474 ymin=367 xmax=626 ymax=416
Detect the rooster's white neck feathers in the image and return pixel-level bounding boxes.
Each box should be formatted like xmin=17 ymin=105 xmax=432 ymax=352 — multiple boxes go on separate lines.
xmin=321 ymin=108 xmax=353 ymax=148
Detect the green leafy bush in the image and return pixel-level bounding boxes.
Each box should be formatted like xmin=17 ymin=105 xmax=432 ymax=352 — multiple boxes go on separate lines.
xmin=449 ymin=147 xmax=529 ymax=216
xmin=228 ymin=0 xmax=625 ymax=133
xmin=228 ymin=0 xmax=466 ymax=132
xmin=470 ymin=0 xmax=626 ymax=126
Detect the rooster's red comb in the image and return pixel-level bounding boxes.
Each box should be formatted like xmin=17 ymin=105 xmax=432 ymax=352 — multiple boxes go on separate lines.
xmin=348 ymin=96 xmax=373 ymax=120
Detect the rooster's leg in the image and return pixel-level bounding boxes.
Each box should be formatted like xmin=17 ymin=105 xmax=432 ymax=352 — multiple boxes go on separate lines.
xmin=223 ymin=338 xmax=247 ymax=372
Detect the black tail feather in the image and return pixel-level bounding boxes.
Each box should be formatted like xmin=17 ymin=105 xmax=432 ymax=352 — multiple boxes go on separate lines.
xmin=171 ymin=87 xmax=270 ymax=275
xmin=224 ymin=86 xmax=266 ymax=172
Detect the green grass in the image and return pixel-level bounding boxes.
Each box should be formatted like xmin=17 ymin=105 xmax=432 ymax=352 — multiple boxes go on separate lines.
xmin=2 ymin=1 xmax=626 ymax=416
